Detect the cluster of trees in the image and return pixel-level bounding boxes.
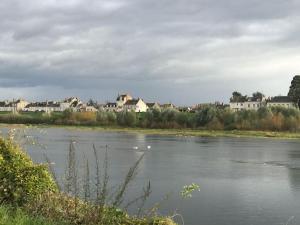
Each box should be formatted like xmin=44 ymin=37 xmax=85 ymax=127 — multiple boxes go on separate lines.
xmin=61 ymin=106 xmax=300 ymax=131
xmin=91 ymin=106 xmax=300 ymax=131
xmin=0 ymin=104 xmax=300 ymax=132
xmin=230 ymin=91 xmax=265 ymax=102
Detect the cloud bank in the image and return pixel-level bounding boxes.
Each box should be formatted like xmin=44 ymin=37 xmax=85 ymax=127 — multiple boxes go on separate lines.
xmin=0 ymin=0 xmax=299 ymax=104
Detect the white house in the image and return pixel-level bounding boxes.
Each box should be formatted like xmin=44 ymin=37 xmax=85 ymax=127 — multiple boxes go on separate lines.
xmin=116 ymin=94 xmax=133 ymax=107
xmin=0 ymin=99 xmax=29 ymax=113
xmin=104 ymin=102 xmax=119 ymax=112
xmin=0 ymin=101 xmax=13 ymax=112
xmin=266 ymin=96 xmax=295 ymax=108
xmin=124 ymin=98 xmax=148 ymax=112
xmin=160 ymin=103 xmax=176 ymax=109
xmin=146 ymin=102 xmax=161 ymax=111
xmin=230 ymin=97 xmax=265 ymax=112
xmin=23 ymin=97 xmax=82 ymax=113
xmin=104 ymin=93 xmax=134 ymax=112
xmin=78 ymin=104 xmax=98 ymax=112
xmin=23 ymin=101 xmax=61 ymax=112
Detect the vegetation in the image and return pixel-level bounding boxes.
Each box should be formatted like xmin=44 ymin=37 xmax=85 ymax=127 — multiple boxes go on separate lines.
xmin=0 ymin=205 xmax=57 ymax=225
xmin=1 ymin=105 xmax=300 ymax=133
xmin=0 ymin=137 xmax=177 ymax=225
xmin=0 ymin=137 xmax=57 ymax=206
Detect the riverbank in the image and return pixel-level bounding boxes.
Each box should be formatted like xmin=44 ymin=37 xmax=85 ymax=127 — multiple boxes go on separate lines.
xmin=1 ymin=123 xmax=300 ymax=139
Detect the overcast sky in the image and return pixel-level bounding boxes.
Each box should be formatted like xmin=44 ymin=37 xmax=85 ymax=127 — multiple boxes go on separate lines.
xmin=0 ymin=0 xmax=299 ymax=105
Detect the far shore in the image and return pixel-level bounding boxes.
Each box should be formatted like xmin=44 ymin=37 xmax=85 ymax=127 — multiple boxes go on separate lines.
xmin=1 ymin=123 xmax=300 ymax=140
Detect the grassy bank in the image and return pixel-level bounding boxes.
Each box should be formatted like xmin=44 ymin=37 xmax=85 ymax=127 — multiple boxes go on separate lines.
xmin=2 ymin=123 xmax=300 ymax=139
xmin=59 ymin=126 xmax=300 ymax=139
xmin=0 ymin=206 xmax=57 ymax=225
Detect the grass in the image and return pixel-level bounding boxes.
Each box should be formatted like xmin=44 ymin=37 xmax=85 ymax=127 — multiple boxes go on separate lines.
xmin=0 ymin=205 xmax=58 ymax=225
xmin=35 ymin=125 xmax=300 ymax=139
xmin=1 ymin=123 xmax=300 ymax=139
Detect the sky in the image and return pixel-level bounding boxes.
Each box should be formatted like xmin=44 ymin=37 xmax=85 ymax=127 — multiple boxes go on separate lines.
xmin=0 ymin=0 xmax=299 ymax=105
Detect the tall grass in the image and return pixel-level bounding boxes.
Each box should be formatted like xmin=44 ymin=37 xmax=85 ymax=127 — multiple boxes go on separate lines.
xmin=0 ymin=205 xmax=59 ymax=225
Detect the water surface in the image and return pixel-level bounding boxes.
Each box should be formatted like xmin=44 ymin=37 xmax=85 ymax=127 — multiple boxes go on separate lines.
xmin=2 ymin=127 xmax=300 ymax=225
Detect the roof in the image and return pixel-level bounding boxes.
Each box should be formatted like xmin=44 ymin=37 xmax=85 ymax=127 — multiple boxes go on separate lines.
xmin=124 ymin=99 xmax=139 ymax=106
xmin=160 ymin=103 xmax=175 ymax=108
xmin=230 ymin=97 xmax=262 ymax=103
xmin=0 ymin=101 xmax=9 ymax=107
xmin=267 ymin=96 xmax=293 ymax=103
xmin=116 ymin=94 xmax=132 ymax=101
xmin=25 ymin=102 xmax=60 ymax=108
xmin=146 ymin=102 xmax=159 ymax=107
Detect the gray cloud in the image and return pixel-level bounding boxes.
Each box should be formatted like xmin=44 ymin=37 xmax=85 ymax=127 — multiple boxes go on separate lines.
xmin=0 ymin=0 xmax=299 ymax=105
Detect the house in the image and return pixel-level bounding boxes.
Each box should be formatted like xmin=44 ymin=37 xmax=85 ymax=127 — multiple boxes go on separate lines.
xmin=62 ymin=97 xmax=82 ymax=110
xmin=146 ymin=102 xmax=160 ymax=111
xmin=160 ymin=103 xmax=176 ymax=109
xmin=0 ymin=101 xmax=13 ymax=112
xmin=78 ymin=104 xmax=98 ymax=112
xmin=23 ymin=101 xmax=61 ymax=112
xmin=266 ymin=96 xmax=295 ymax=108
xmin=23 ymin=97 xmax=81 ymax=113
xmin=230 ymin=97 xmax=265 ymax=112
xmin=0 ymin=99 xmax=29 ymax=113
xmin=104 ymin=93 xmax=134 ymax=112
xmin=178 ymin=106 xmax=192 ymax=112
xmin=104 ymin=102 xmax=118 ymax=112
xmin=116 ymin=94 xmax=133 ymax=107
xmin=124 ymin=98 xmax=147 ymax=112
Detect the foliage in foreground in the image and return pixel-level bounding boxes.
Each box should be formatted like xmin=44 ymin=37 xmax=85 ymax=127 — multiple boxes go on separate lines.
xmin=0 ymin=205 xmax=57 ymax=225
xmin=0 ymin=137 xmax=57 ymax=206
xmin=25 ymin=192 xmax=176 ymax=225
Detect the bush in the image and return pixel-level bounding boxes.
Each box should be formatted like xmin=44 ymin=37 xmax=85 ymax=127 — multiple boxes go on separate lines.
xmin=0 ymin=138 xmax=57 ymax=206
xmin=117 ymin=111 xmax=137 ymax=127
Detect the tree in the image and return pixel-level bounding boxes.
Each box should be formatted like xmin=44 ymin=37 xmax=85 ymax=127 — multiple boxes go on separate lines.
xmin=196 ymin=106 xmax=217 ymax=126
xmin=252 ymin=92 xmax=264 ymax=100
xmin=288 ymin=75 xmax=300 ymax=107
xmin=230 ymin=91 xmax=247 ymax=102
xmin=87 ymin=99 xmax=98 ymax=107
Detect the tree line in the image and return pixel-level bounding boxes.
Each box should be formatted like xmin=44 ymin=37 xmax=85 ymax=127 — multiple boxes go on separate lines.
xmin=0 ymin=106 xmax=300 ymax=131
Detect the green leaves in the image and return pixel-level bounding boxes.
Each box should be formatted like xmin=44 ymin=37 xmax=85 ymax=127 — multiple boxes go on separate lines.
xmin=0 ymin=138 xmax=57 ymax=206
xmin=180 ymin=183 xmax=200 ymax=199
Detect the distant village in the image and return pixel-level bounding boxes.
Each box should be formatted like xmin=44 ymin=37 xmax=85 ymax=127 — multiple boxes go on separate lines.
xmin=0 ymin=92 xmax=297 ymax=114
xmin=0 ymin=94 xmax=181 ymax=114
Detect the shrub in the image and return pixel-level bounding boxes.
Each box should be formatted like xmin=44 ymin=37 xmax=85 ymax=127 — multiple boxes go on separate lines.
xmin=0 ymin=138 xmax=57 ymax=206
xmin=196 ymin=106 xmax=217 ymax=127
xmin=117 ymin=111 xmax=137 ymax=127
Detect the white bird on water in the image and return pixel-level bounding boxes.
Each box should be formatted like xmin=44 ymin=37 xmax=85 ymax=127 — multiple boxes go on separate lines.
xmin=147 ymin=145 xmax=151 ymax=150
xmin=133 ymin=146 xmax=139 ymax=150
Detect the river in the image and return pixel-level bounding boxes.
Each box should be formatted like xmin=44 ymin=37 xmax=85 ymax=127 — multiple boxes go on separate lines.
xmin=2 ymin=126 xmax=300 ymax=225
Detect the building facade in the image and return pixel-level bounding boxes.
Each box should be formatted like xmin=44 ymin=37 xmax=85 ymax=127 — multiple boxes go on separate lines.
xmin=124 ymin=98 xmax=148 ymax=112
xmin=266 ymin=96 xmax=295 ymax=108
xmin=230 ymin=97 xmax=265 ymax=112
